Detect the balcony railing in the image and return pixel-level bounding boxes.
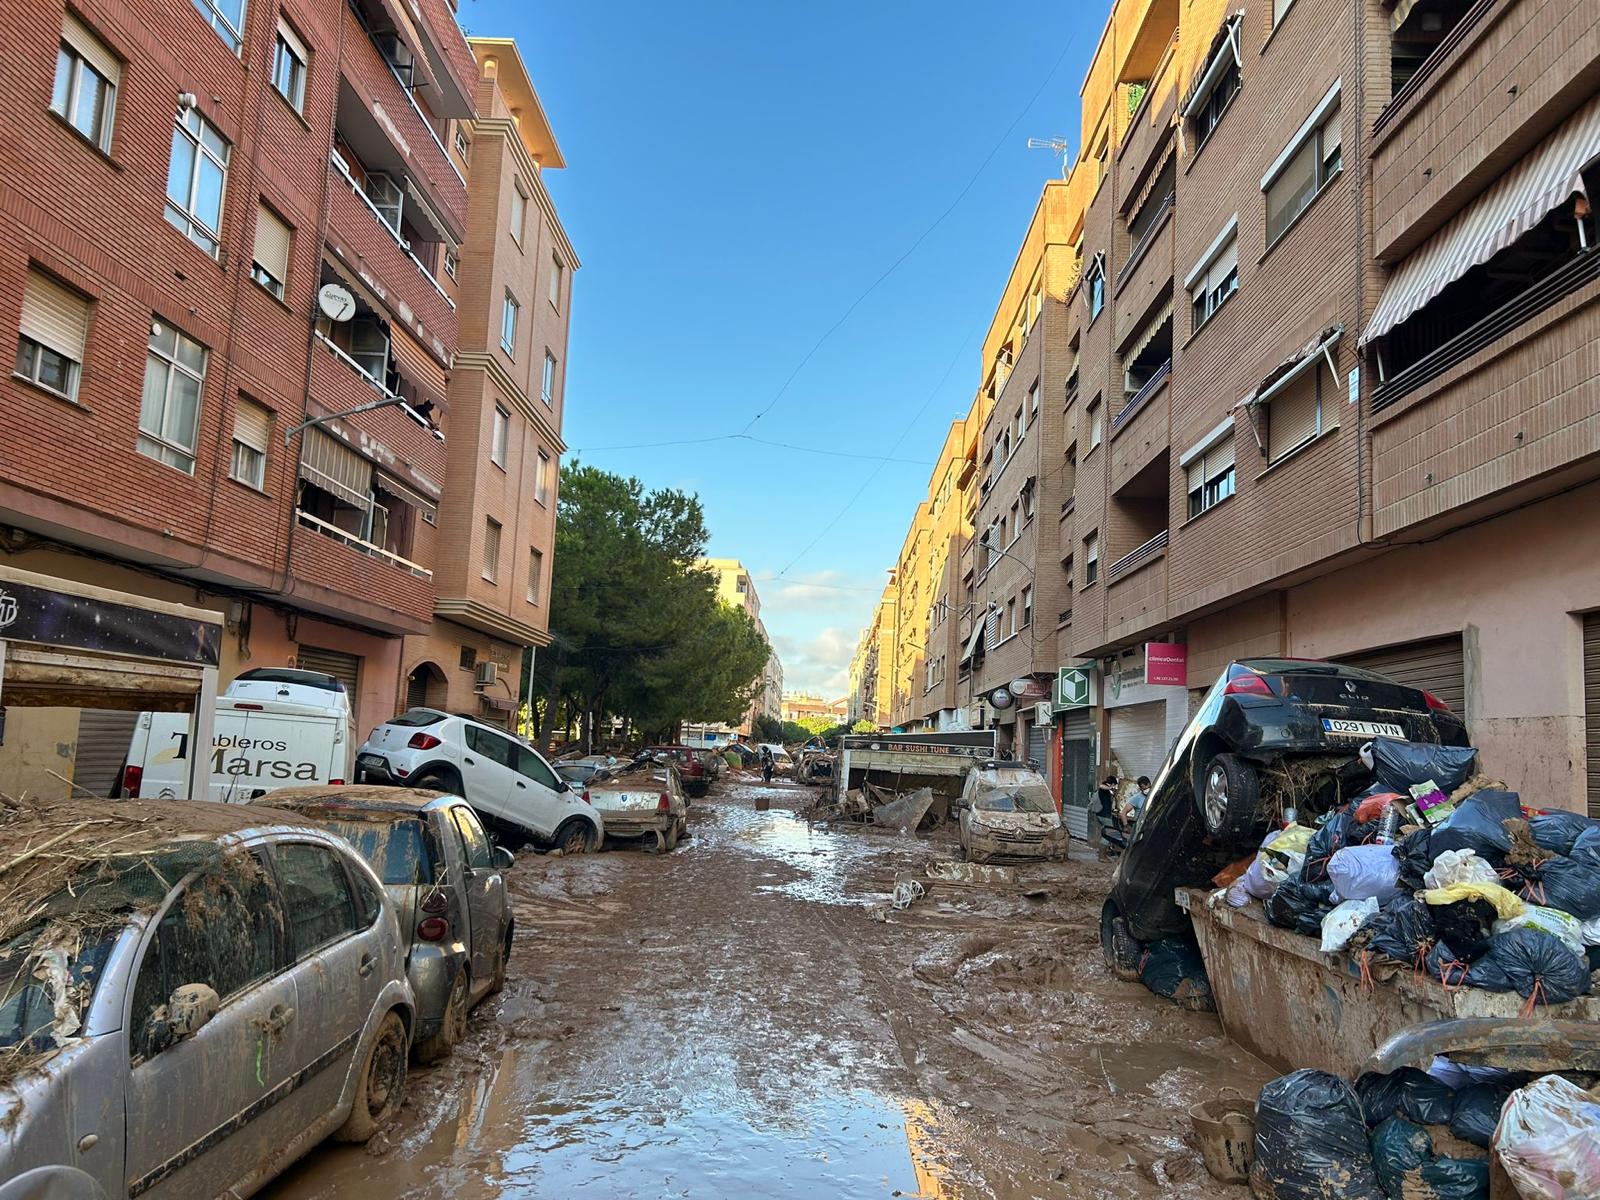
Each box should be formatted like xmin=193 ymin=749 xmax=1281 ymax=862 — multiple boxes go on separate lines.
xmin=1107 ymin=529 xmax=1168 ymax=583
xmin=329 ymin=151 xmax=455 ymax=310
xmin=1112 ymin=358 xmax=1171 ymax=431
xmin=297 ymin=509 xmax=432 ymax=577
xmin=1060 ymin=494 xmax=1076 ymax=516
xmin=1373 ymin=0 xmax=1495 ymax=136
xmin=314 ymin=332 xmax=438 ymax=426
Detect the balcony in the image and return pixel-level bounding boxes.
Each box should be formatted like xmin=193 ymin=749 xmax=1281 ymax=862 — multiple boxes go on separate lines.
xmin=1106 ymin=529 xmax=1168 ymax=584
xmin=1115 ymin=215 xmax=1174 ymax=335
xmin=1118 ymin=29 xmax=1179 ymax=189
xmin=1113 ymin=358 xmax=1170 ymax=432
xmin=310 ymin=336 xmax=448 ymax=499
xmin=1105 ymin=547 xmax=1168 ymax=642
xmin=290 ymin=510 xmax=434 ymax=634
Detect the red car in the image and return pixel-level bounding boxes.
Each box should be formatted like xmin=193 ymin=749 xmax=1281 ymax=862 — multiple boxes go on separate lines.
xmin=647 ymin=745 xmax=714 ymax=798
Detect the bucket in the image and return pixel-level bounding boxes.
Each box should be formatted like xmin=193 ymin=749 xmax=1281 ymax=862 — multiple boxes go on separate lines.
xmin=755 ymin=796 xmax=771 ymax=812
xmin=1189 ymin=1090 xmax=1255 ymax=1185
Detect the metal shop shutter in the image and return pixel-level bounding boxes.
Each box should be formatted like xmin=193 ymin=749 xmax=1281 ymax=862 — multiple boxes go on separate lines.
xmin=1585 ymin=614 xmax=1600 ymax=818
xmin=1060 ymin=709 xmax=1094 ymax=840
xmin=1027 ymin=721 xmax=1051 ymax=777
xmin=1108 ymin=700 xmax=1167 ymax=784
xmin=295 ymin=645 xmax=361 ymax=700
xmin=74 ymin=709 xmax=139 ymax=796
xmin=1340 ymin=635 xmax=1465 ymax=719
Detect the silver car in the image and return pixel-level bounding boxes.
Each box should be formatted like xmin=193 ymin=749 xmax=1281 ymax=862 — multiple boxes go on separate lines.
xmin=0 ymin=800 xmax=414 ymax=1200
xmin=258 ymin=787 xmax=515 ymax=1062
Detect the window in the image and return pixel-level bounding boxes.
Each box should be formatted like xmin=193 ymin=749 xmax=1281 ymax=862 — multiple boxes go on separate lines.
xmin=1266 ymin=364 xmax=1326 ymax=462
xmin=996 ymin=515 xmax=1007 ymax=549
xmin=1185 ymin=434 xmax=1236 ymax=518
xmin=443 ymin=247 xmax=458 ymax=279
xmin=535 ymin=449 xmax=550 ymax=504
xmin=165 ymin=107 xmax=230 ymax=256
xmin=482 ymin=517 xmax=501 ymax=582
xmin=511 ymin=742 xmax=560 ymax=789
xmin=1008 ymin=500 xmax=1020 ymax=543
xmin=1021 ymin=586 xmax=1033 ymax=628
xmin=139 ymin=323 xmax=207 ymax=472
xmin=1006 ymin=598 xmax=1018 ymax=637
xmin=324 ymin=313 xmax=388 ymax=381
xmin=490 ymin=404 xmax=509 ymax=468
xmin=1086 ymin=254 xmax=1105 ymax=319
xmin=453 ymin=127 xmax=469 ymax=160
xmin=1264 ymin=89 xmax=1342 ymax=246
xmin=509 ymin=183 xmax=526 ymax=245
xmin=527 ymin=546 xmax=543 ymax=603
xmin=1188 ymin=21 xmax=1241 ymax=147
xmin=251 ymin=202 xmax=291 ymax=299
xmin=1088 ymin=399 xmax=1103 ymax=449
xmin=272 ymin=23 xmax=308 ymax=112
xmin=1084 ymin=532 xmax=1100 ymax=585
xmin=541 ymin=351 xmax=557 ymax=405
xmin=500 ymin=292 xmax=519 ymax=357
xmin=15 ymin=269 xmax=89 ymax=401
xmin=1123 ymin=308 xmax=1174 ymax=398
xmin=363 ymin=172 xmax=402 ymax=233
xmin=1028 ymin=379 xmax=1039 ymax=424
xmin=230 ymin=396 xmax=271 ymax=489
xmin=549 ymin=254 xmax=564 ymax=309
xmin=1187 ymin=221 xmax=1239 ymax=331
xmin=275 ymin=842 xmax=359 ymax=959
xmin=52 ymin=15 xmax=119 ymax=151
xmin=450 ymin=806 xmax=494 ymax=870
xmin=190 ymin=0 xmax=245 ymax=51
xmin=1022 ymin=480 xmax=1035 ymax=521
xmin=1273 ymin=0 xmax=1294 ymax=23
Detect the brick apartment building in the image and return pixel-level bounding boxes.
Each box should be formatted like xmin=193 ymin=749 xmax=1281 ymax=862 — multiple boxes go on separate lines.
xmin=0 ymin=0 xmax=573 ymax=793
xmin=698 ymin=557 xmax=784 ymax=734
xmin=856 ymin=0 xmax=1600 ymax=819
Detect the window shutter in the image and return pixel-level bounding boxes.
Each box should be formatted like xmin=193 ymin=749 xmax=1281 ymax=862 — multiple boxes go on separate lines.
xmin=253 ymin=203 xmax=292 ymax=282
xmin=1209 ymin=236 xmax=1238 ymax=294
xmin=276 ymin=19 xmax=309 ymax=65
xmin=63 ymin=13 xmax=121 ymax=85
xmin=300 ymin=428 xmax=373 ymax=509
xmin=1210 ymin=434 xmax=1235 ymax=476
xmin=20 ymin=271 xmax=90 ymax=361
xmin=233 ymin=397 xmax=272 ymax=451
xmin=1269 ymin=372 xmax=1320 ymax=459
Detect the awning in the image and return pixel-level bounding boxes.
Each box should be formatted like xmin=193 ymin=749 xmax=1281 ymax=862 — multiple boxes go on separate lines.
xmin=371 ymin=0 xmax=436 ymax=92
xmin=1182 ymin=11 xmax=1243 ymax=118
xmin=1386 ymin=0 xmax=1421 ymax=33
xmin=478 ymin=695 xmax=514 ymax=713
xmin=375 ymin=469 xmax=440 ymax=517
xmin=1362 ymin=92 xmax=1600 ymax=346
xmin=403 ymin=178 xmax=461 ymax=251
xmin=301 ymin=428 xmax=374 ymax=510
xmin=959 ymin=617 xmax=987 ymax=667
xmin=1125 ymin=300 xmax=1173 ymax=361
xmin=1235 ymin=327 xmax=1343 ymax=411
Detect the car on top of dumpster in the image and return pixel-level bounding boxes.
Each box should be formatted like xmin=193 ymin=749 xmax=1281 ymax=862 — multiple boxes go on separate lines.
xmin=1100 ymin=658 xmax=1468 ymax=968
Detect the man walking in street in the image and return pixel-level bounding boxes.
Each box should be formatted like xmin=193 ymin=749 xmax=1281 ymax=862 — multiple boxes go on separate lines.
xmin=761 ymin=745 xmax=774 ymax=784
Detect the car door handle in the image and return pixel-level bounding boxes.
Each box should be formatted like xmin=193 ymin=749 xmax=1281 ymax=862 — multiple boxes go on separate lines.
xmin=265 ymin=1004 xmax=295 ymax=1034
xmin=464 ymin=756 xmax=476 ymax=766
xmin=358 ymin=953 xmax=376 ymax=979
xmin=515 ymin=780 xmax=526 ymax=789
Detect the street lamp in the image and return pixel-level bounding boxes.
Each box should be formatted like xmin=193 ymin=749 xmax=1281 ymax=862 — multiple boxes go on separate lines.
xmin=283 ymin=393 xmax=440 ymax=446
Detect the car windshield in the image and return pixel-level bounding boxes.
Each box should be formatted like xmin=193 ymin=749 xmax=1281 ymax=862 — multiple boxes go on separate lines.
xmin=977 ymin=767 xmax=1040 ymax=790
xmin=976 ymin=784 xmax=1056 ymax=813
xmin=235 ymin=667 xmax=343 ymax=693
xmin=0 ymin=920 xmax=125 ymax=1054
xmin=558 ymin=764 xmax=597 ymax=783
xmin=317 ymin=818 xmax=436 ymax=885
xmin=389 ymin=709 xmax=446 ymax=727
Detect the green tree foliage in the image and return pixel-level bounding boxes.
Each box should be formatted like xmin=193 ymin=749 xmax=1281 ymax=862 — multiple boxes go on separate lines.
xmin=751 ymin=714 xmax=784 ymax=743
xmin=793 ymin=714 xmax=836 ymax=737
xmin=529 ymin=464 xmax=772 ymax=748
xmin=851 ymin=719 xmax=876 ymax=733
xmin=779 ymin=721 xmax=812 ymax=744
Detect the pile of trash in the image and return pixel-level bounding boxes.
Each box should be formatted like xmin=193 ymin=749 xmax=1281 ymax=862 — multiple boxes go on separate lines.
xmin=1222 ymin=738 xmax=1600 ymax=1010
xmin=1250 ymin=1065 xmax=1600 ymax=1200
xmin=809 ymin=784 xmax=946 ymax=832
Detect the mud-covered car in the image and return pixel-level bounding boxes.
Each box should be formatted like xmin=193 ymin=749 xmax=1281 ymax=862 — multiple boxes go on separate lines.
xmin=1100 ymin=657 xmax=1469 ymax=965
xmin=0 ymin=798 xmax=413 ymax=1200
xmin=648 ymin=746 xmax=713 ymax=798
xmin=588 ymin=761 xmax=688 ymax=852
xmin=958 ymin=776 xmax=1069 ymax=863
xmin=955 ymin=760 xmax=1045 ymax=815
xmin=253 ymin=787 xmax=515 ymax=1063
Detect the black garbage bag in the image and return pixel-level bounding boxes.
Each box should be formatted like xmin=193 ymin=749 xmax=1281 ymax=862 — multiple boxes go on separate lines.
xmin=1267 ymin=879 xmax=1337 ymax=930
xmin=1571 ymin=826 xmax=1600 ymax=870
xmin=1430 ymin=897 xmax=1498 ymax=960
xmin=1590 ymin=944 xmax=1600 ymax=973
xmin=1357 ymin=1068 xmax=1456 ymax=1127
xmin=1304 ymin=810 xmax=1355 ymax=884
xmin=1253 ymin=1070 xmax=1385 ymax=1200
xmin=1367 ymin=894 xmax=1438 ymax=965
xmin=1396 ymin=827 xmax=1435 ymax=891
xmin=1371 ymin=737 xmax=1477 ymax=795
xmin=1503 ymin=854 xmax=1600 ymax=920
xmin=1467 ymin=928 xmax=1590 ymax=1003
xmin=1416 ymin=1157 xmax=1490 ymax=1200
xmin=1423 ymin=940 xmax=1473 ymax=987
xmin=1137 ymin=937 xmax=1214 ymax=1011
xmin=1529 ymin=811 xmax=1600 ymax=857
xmin=1449 ymin=1079 xmax=1521 ymax=1148
xmin=1428 ymin=790 xmax=1521 ymax=862
xmin=1371 ymin=1117 xmax=1433 ymax=1196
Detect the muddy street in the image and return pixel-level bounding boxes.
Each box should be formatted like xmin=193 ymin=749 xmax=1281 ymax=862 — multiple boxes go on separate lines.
xmin=264 ymin=780 xmax=1273 ymax=1199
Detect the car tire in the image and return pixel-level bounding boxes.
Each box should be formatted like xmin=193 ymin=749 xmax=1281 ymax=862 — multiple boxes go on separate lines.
xmin=411 ymin=766 xmax=463 ymax=795
xmin=1199 ymin=753 xmax=1261 ymax=844
xmin=488 ymin=925 xmax=512 ymax=995
xmin=1100 ymin=900 xmax=1144 ymax=982
xmin=662 ymin=820 xmax=680 ymax=852
xmin=555 ymin=820 xmax=596 ymax=854
xmin=414 ymin=970 xmax=469 ymax=1064
xmin=334 ymin=1010 xmax=408 ymax=1143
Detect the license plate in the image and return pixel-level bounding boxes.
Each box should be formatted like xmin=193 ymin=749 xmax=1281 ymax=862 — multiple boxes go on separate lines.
xmin=1322 ymin=719 xmax=1404 ymax=739
xmin=358 ymin=753 xmax=384 ymax=767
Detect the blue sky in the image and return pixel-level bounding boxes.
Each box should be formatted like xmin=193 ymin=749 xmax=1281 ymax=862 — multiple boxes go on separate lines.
xmin=462 ymin=1 xmax=1104 ymax=695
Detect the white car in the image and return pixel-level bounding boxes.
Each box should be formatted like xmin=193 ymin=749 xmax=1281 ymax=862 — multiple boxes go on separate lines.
xmin=955 ymin=760 xmax=1048 ymax=814
xmin=355 ymin=709 xmax=603 ymax=852
xmin=588 ymin=761 xmax=688 ymax=853
xmin=757 ymin=744 xmax=794 ymax=776
xmin=958 ymin=773 xmax=1070 ymax=863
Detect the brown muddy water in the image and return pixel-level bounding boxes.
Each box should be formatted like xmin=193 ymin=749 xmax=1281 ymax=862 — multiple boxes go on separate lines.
xmin=263 ymin=780 xmax=1272 ymax=1199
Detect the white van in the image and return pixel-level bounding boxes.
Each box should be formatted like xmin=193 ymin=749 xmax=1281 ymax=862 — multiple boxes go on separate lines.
xmin=120 ymin=668 xmax=353 ymax=802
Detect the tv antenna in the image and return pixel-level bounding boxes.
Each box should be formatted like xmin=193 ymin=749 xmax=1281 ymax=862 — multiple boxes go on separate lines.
xmin=1027 ymin=137 xmax=1076 ymax=177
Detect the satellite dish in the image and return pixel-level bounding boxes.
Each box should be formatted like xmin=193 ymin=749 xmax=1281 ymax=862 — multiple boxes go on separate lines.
xmin=318 ymin=283 xmax=356 ymax=322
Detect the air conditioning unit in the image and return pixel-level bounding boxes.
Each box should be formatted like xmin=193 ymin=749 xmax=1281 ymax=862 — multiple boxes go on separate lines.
xmin=474 ymin=661 xmax=499 ymax=688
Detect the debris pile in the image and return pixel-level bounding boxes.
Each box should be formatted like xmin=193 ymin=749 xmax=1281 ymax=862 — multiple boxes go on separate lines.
xmin=810 ymin=785 xmax=944 ymax=832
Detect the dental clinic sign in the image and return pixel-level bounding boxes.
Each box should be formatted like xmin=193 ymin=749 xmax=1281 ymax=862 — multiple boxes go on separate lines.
xmin=1144 ymin=642 xmax=1187 ymax=687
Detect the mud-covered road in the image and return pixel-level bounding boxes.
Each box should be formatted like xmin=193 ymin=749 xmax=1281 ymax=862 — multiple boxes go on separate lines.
xmin=264 ymin=779 xmax=1272 ymax=1199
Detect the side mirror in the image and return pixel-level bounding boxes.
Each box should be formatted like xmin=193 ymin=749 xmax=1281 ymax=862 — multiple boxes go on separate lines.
xmin=145 ymin=983 xmax=220 ymax=1056
xmin=491 ymin=845 xmax=515 ymax=870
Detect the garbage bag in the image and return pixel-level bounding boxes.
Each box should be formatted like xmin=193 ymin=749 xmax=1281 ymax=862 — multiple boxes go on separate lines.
xmin=1503 ymin=854 xmax=1600 ymax=920
xmin=1424 ymin=848 xmax=1499 ymax=890
xmin=1428 ymin=790 xmax=1521 ymax=861
xmin=1431 ymin=898 xmax=1499 ymax=961
xmin=1449 ymin=1079 xmax=1520 ymax=1149
xmin=1322 ymin=897 xmax=1380 ymax=952
xmin=1138 ymin=937 xmax=1213 ymax=1011
xmin=1370 ymin=1116 xmax=1433 ymax=1195
xmin=1252 ymin=1069 xmax=1385 ymax=1200
xmin=1427 ymin=1057 xmax=1519 ymax=1091
xmin=1493 ymin=904 xmax=1586 ymax=958
xmin=1266 ymin=879 xmax=1337 ymax=931
xmin=1415 ymin=1157 xmax=1490 ymax=1200
xmin=1570 ymin=825 xmax=1600 ymax=870
xmin=1423 ymin=939 xmax=1473 ymax=987
xmin=1418 ymin=880 xmax=1525 ymax=920
xmin=1371 ymin=737 xmax=1477 ymax=795
xmin=1367 ymin=894 xmax=1438 ymax=965
xmin=1492 ymin=1075 xmax=1600 ymax=1200
xmin=1355 ymin=791 xmax=1405 ymax=825
xmin=1466 ymin=928 xmax=1590 ymax=1003
xmin=1304 ymin=811 xmax=1355 ymax=884
xmin=1329 ymin=844 xmax=1403 ymax=903
xmin=1358 ymin=1068 xmax=1457 ymax=1127
xmin=1527 ymin=810 xmax=1599 ymax=857
xmin=1396 ymin=827 xmax=1436 ymax=891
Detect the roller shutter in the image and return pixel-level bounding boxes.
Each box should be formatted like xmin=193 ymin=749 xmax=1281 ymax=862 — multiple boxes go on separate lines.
xmin=74 ymin=709 xmax=139 ymax=796
xmin=1585 ymin=614 xmax=1600 ymax=818
xmin=295 ymin=646 xmax=360 ymax=701
xmin=1340 ymin=635 xmax=1465 ymax=720
xmin=1061 ymin=708 xmax=1094 ymax=840
xmin=1027 ymin=721 xmax=1051 ymax=778
xmin=1108 ymin=700 xmax=1167 ymax=784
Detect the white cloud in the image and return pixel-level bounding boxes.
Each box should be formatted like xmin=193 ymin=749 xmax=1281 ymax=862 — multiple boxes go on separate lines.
xmin=772 ymin=627 xmax=854 ymax=698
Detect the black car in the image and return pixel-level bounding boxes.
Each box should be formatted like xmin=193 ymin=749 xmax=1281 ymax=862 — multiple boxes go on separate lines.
xmin=1100 ymin=658 xmax=1468 ymax=970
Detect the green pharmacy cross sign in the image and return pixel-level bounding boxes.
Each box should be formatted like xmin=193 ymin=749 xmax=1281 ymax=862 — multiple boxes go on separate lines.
xmin=1055 ymin=667 xmax=1092 ymax=710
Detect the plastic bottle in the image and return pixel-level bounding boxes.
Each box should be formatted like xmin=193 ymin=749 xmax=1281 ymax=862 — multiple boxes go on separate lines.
xmin=1375 ymin=806 xmax=1400 ymax=845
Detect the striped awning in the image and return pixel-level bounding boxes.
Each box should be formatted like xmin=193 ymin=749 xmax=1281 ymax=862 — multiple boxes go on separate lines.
xmin=301 ymin=428 xmax=373 ymax=511
xmin=1362 ymin=92 xmax=1600 ymax=346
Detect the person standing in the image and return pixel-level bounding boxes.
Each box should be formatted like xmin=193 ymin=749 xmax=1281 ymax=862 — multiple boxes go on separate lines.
xmin=1120 ymin=776 xmax=1151 ymax=829
xmin=761 ymin=745 xmax=774 ymax=784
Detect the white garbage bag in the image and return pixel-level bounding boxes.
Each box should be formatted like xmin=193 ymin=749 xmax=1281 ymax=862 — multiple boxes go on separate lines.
xmin=1320 ymin=897 xmax=1379 ymax=953
xmin=1493 ymin=904 xmax=1587 ymax=959
xmin=1582 ymin=912 xmax=1600 ymax=947
xmin=1327 ymin=844 xmax=1402 ymax=903
xmin=1493 ymin=1075 xmax=1600 ymax=1200
xmin=1424 ymin=847 xmax=1500 ymax=890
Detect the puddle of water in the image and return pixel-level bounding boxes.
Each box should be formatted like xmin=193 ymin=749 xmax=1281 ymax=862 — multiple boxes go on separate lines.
xmin=710 ymin=805 xmax=898 ymax=907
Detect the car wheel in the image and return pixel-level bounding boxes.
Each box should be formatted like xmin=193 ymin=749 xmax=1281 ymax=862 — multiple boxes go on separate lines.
xmin=662 ymin=820 xmax=680 ymax=852
xmin=414 ymin=970 xmax=469 ymax=1064
xmin=488 ymin=926 xmax=512 ymax=995
xmin=411 ymin=766 xmax=463 ymax=795
xmin=555 ymin=820 xmax=595 ymax=854
xmin=1099 ymin=901 xmax=1144 ymax=982
xmin=334 ymin=1010 xmax=408 ymax=1143
xmin=1200 ymin=753 xmax=1262 ymax=843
